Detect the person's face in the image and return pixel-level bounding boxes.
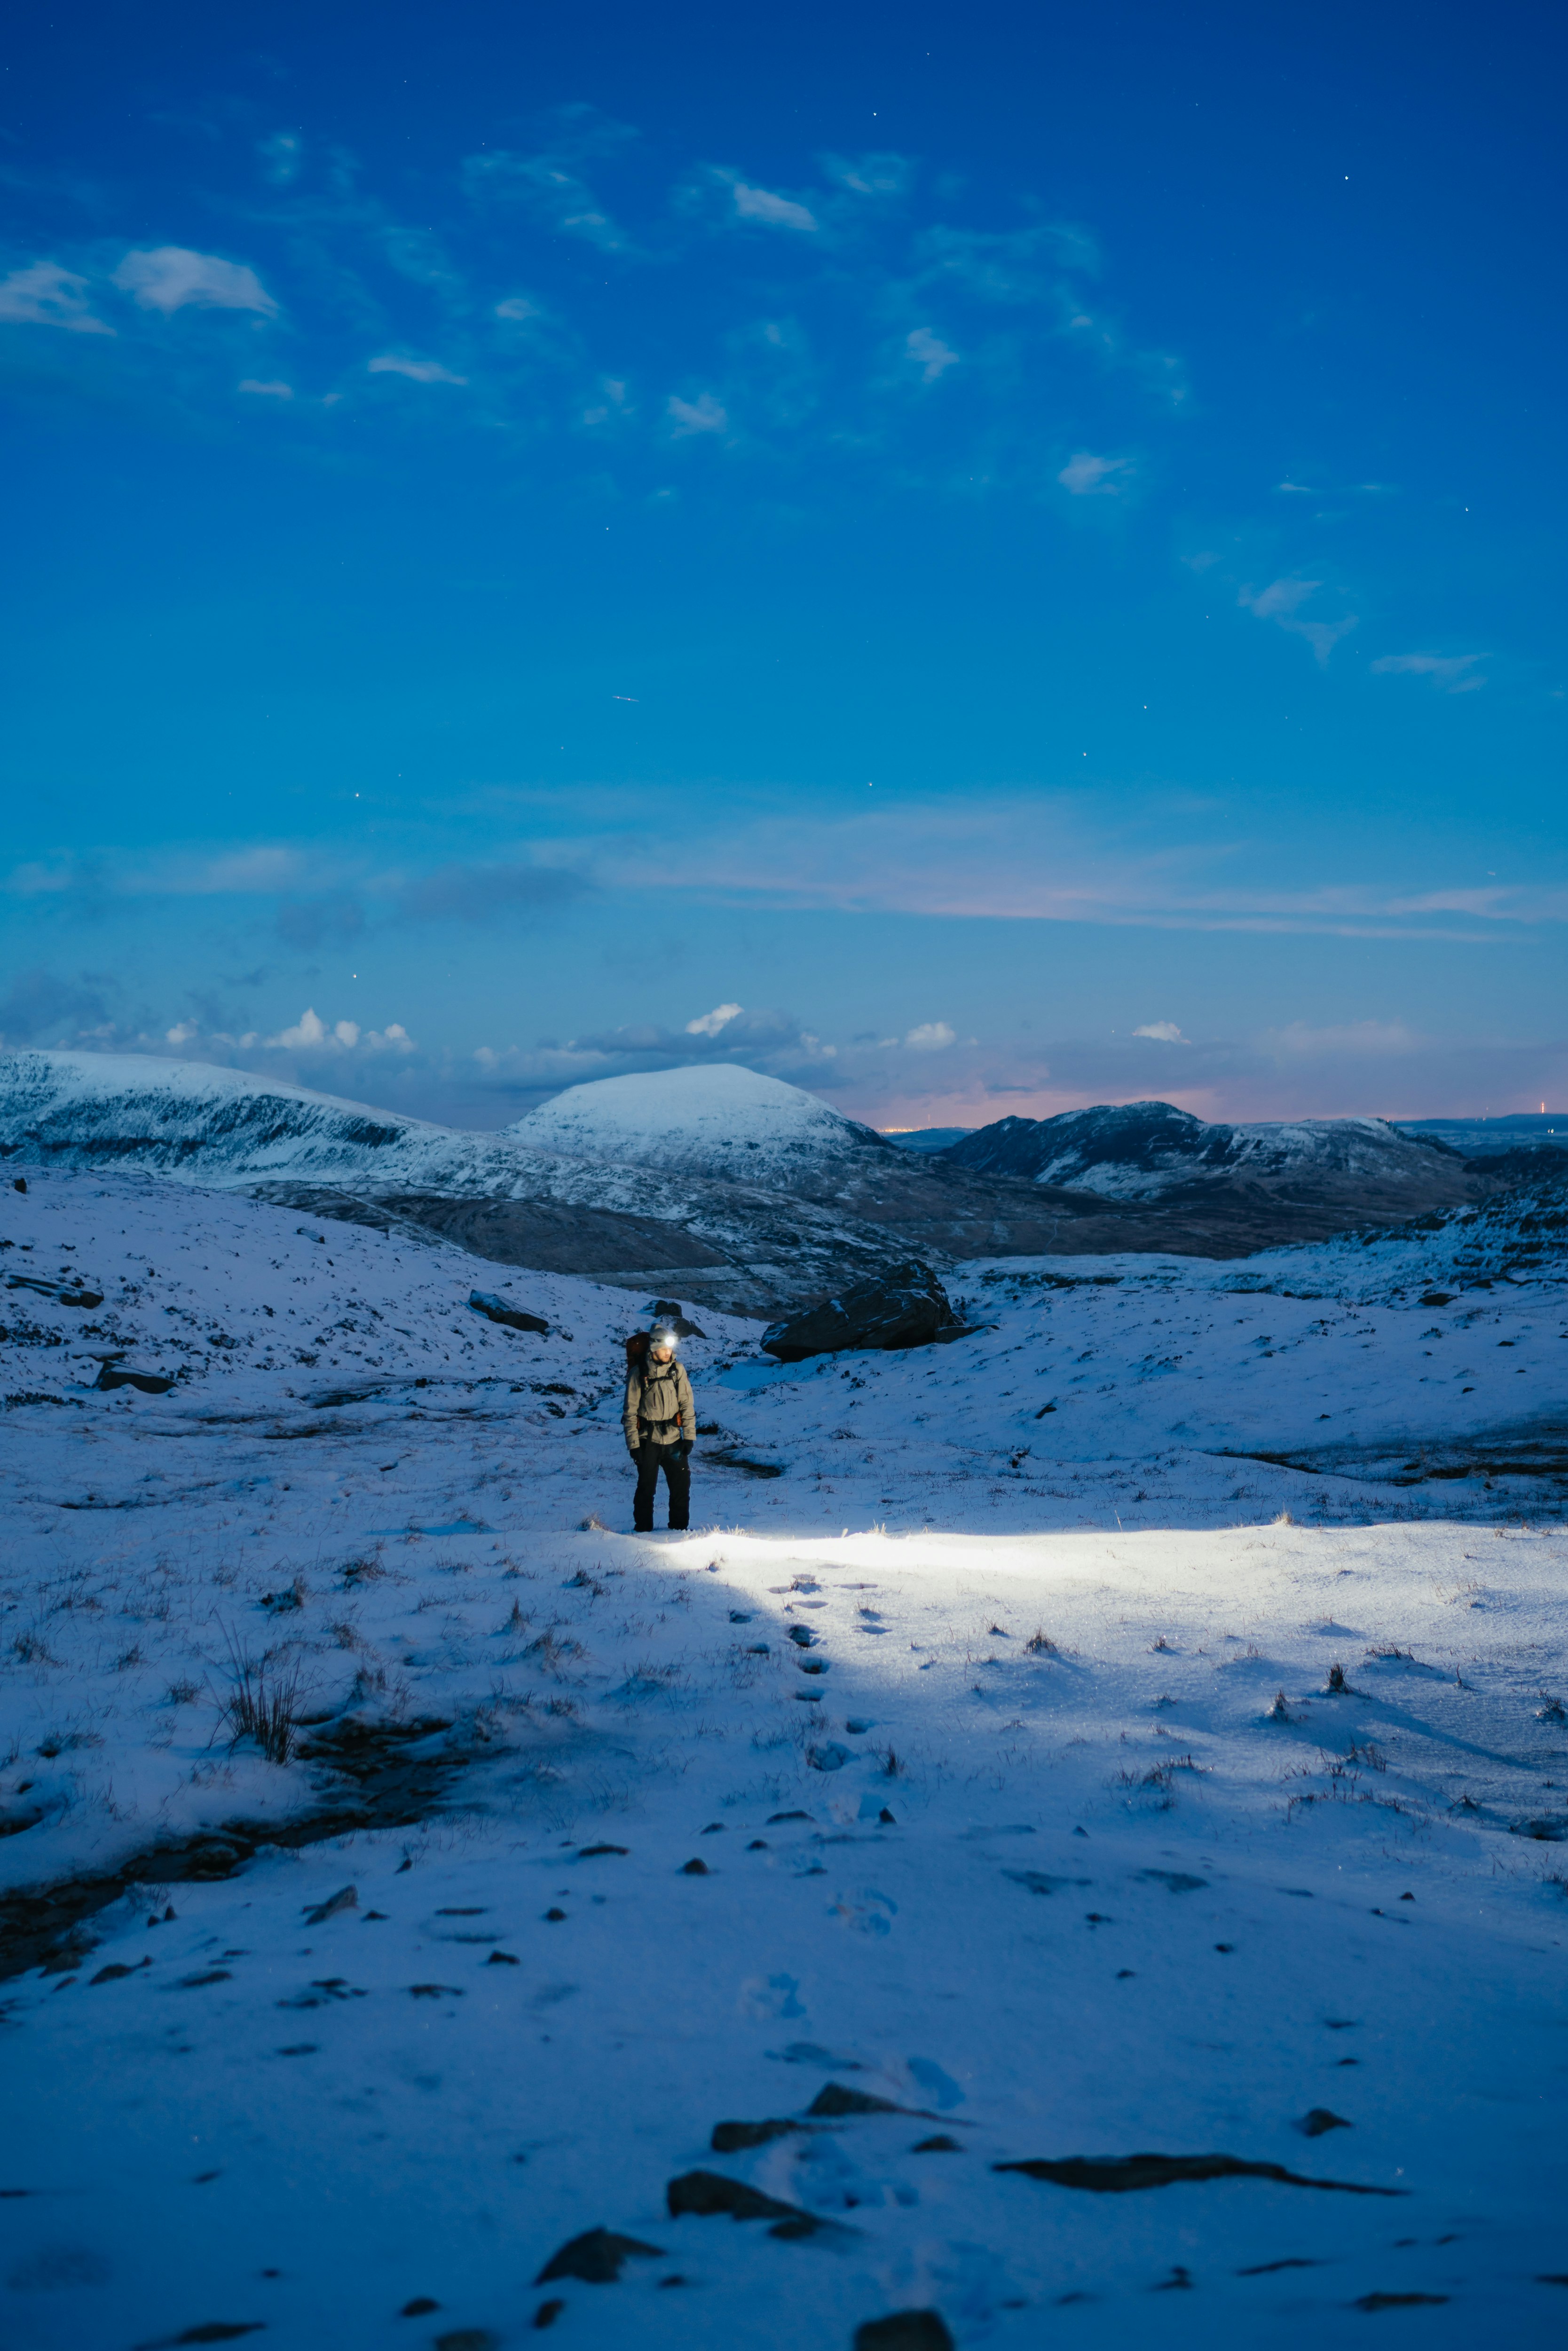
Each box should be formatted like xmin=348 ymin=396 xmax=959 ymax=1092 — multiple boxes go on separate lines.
xmin=653 ymin=1342 xmax=674 ymax=1362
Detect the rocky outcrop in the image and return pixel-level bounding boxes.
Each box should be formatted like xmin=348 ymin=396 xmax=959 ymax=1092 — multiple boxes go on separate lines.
xmin=761 ymin=1262 xmax=972 ymax=1361
xmin=467 ymin=1291 xmax=549 ymax=1335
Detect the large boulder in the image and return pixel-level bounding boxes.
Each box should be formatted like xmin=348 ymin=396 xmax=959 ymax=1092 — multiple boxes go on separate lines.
xmin=468 ymin=1290 xmax=549 ymax=1335
xmin=761 ymin=1262 xmax=969 ymax=1362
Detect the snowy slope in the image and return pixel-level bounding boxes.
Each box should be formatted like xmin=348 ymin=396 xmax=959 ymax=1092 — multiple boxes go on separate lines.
xmin=508 ymin=1064 xmax=899 ymax=1187
xmin=0 ymin=1047 xmax=454 ymax=1185
xmin=0 ymin=1053 xmax=927 ymax=1315
xmin=0 ymin=1053 xmax=898 ymax=1201
xmin=946 ymin=1098 xmax=1478 ymax=1215
xmin=1 ymin=1168 xmax=1566 ymax=2349
xmin=0 ymin=1164 xmax=748 ymax=1406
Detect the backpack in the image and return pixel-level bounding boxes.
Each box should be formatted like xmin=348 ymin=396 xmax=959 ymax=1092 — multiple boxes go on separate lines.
xmin=624 ymin=1330 xmax=650 ymax=1370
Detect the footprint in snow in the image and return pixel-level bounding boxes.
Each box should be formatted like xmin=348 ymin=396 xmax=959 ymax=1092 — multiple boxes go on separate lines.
xmin=830 ymin=1889 xmax=897 ymax=1936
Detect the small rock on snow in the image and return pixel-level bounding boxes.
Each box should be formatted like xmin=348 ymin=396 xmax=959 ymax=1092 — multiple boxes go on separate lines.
xmin=535 ymin=2227 xmax=664 ymax=2285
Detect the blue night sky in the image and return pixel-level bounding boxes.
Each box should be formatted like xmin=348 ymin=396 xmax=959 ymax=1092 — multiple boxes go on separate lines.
xmin=2 ymin=0 xmax=1563 ymax=1131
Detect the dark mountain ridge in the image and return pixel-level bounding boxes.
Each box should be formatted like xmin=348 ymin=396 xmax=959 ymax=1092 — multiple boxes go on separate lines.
xmin=941 ymin=1098 xmax=1482 ymax=1225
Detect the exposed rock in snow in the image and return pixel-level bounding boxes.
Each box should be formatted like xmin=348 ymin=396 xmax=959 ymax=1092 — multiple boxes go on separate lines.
xmin=761 ymin=1262 xmax=971 ymax=1361
xmin=468 ymin=1290 xmax=550 ymax=1335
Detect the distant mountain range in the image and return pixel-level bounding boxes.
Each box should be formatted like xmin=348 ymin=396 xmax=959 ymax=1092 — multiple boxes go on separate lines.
xmin=942 ymin=1097 xmax=1477 ymax=1207
xmin=1392 ymin=1112 xmax=1568 ymax=1158
xmin=893 ymin=1109 xmax=1568 ymax=1161
xmin=0 ymin=1051 xmax=1553 ymax=1312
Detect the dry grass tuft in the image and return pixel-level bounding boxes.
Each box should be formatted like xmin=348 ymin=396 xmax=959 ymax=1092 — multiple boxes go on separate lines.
xmin=218 ymin=1636 xmax=303 ymax=1764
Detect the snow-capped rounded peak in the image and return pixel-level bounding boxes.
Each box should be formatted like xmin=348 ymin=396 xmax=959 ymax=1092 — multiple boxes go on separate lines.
xmin=505 ymin=1063 xmax=891 ymax=1186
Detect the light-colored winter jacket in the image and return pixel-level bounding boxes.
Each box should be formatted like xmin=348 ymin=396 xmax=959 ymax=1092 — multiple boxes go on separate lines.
xmin=623 ymin=1353 xmax=696 ymax=1453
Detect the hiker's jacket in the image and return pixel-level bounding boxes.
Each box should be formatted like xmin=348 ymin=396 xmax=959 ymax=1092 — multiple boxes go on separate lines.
xmin=623 ymin=1353 xmax=696 ymax=1452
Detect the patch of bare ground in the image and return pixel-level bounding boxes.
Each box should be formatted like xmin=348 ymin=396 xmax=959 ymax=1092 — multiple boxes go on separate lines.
xmin=0 ymin=1712 xmax=469 ymax=1981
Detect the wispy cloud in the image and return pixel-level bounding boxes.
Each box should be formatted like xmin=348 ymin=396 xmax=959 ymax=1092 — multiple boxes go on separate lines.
xmin=0 ymin=965 xmax=113 ymax=1045
xmin=275 ymin=895 xmax=363 ymax=948
xmin=3 ymin=861 xmax=84 ymax=897
xmin=1264 ymin=1018 xmax=1418 ymax=1057
xmin=461 ymin=110 xmax=638 ymax=253
xmin=680 ymin=165 xmax=822 ymax=237
xmin=1133 ymin=1021 xmax=1187 ymax=1041
xmin=905 ymin=327 xmax=959 ymax=382
xmin=667 ymin=391 xmax=727 ymax=438
xmin=368 ymin=353 xmax=468 ymax=385
xmin=899 ymin=222 xmax=1187 ymax=413
xmin=0 ymin=260 xmax=113 ymax=335
xmin=819 ymin=151 xmax=914 ymax=202
xmin=685 ymin=1002 xmax=742 ymax=1036
xmin=905 ymin=1021 xmax=956 ymax=1050
xmin=0 ymin=126 xmax=1206 ymax=531
xmin=397 ymin=861 xmax=590 ymax=922
xmin=146 ymin=846 xmax=310 ymax=897
xmin=1239 ymin=576 xmax=1356 ymax=665
xmin=1058 ymin=450 xmax=1132 ymax=496
xmin=912 ymin=221 xmax=1097 ymax=304
xmin=616 ymin=791 xmax=1568 ymax=940
xmin=1371 ymin=651 xmax=1488 ymax=694
xmin=113 ymin=247 xmax=278 ymax=316
xmin=729 ymin=178 xmax=819 ymax=233
xmin=257 ymin=132 xmax=303 ymax=187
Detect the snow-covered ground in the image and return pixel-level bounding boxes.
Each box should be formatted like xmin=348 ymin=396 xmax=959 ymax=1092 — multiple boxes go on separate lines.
xmin=2 ymin=1171 xmax=1566 ymax=2349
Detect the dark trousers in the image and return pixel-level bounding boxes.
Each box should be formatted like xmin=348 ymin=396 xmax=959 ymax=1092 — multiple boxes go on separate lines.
xmin=634 ymin=1440 xmax=690 ymax=1531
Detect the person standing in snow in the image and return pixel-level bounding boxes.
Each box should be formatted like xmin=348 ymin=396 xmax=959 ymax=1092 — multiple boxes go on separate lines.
xmin=624 ymin=1317 xmax=696 ymax=1532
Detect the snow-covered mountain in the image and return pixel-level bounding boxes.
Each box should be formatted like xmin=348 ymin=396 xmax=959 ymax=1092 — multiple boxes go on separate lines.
xmin=0 ymin=1052 xmax=941 ymax=1315
xmin=0 ymin=1054 xmax=1515 ymax=1305
xmin=0 ymin=1052 xmax=899 ymax=1204
xmin=945 ymin=1097 xmax=1478 ymax=1215
xmin=0 ymin=1053 xmax=1237 ymax=1298
xmin=506 ymin=1063 xmax=898 ymax=1187
xmin=0 ymin=1048 xmax=480 ymax=1188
